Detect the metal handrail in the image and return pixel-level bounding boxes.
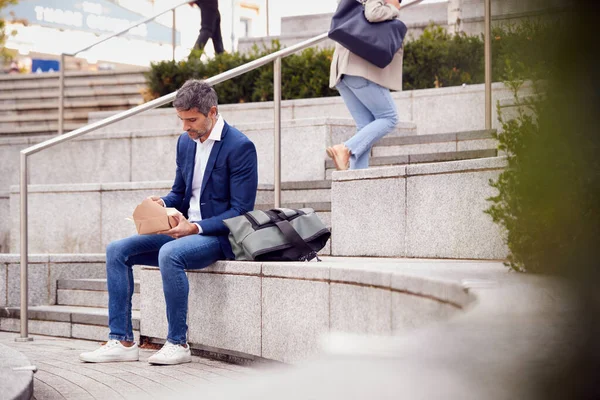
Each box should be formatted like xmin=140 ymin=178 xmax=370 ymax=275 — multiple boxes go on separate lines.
xmin=57 ymin=0 xmax=190 ymax=135
xmin=18 ymin=0 xmax=493 ymax=341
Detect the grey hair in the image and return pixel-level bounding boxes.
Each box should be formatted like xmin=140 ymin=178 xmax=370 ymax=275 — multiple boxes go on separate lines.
xmin=173 ymin=79 xmax=218 ymax=115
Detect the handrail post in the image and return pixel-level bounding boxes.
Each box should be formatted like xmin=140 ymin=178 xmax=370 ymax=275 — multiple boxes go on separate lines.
xmin=273 ymin=57 xmax=282 ymax=208
xmin=58 ymin=53 xmax=65 ymax=136
xmin=172 ymin=9 xmax=176 ymax=61
xmin=484 ymin=0 xmax=492 ymax=129
xmin=16 ymin=152 xmax=32 ymax=342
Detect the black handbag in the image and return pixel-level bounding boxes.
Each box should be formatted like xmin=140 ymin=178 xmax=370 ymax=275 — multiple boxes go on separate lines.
xmin=328 ymin=0 xmax=407 ymax=69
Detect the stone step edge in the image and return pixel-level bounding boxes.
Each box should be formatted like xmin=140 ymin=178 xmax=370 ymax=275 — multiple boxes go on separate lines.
xmin=0 ymin=98 xmax=142 ymax=112
xmin=58 ymin=278 xmax=140 ymax=293
xmin=0 ymin=343 xmax=34 ymax=400
xmin=326 ymin=149 xmax=498 ymax=169
xmin=0 ymin=68 xmax=148 ymax=82
xmin=0 ymin=87 xmax=144 ymax=101
xmin=375 ymin=129 xmax=496 ymax=147
xmin=0 ymin=306 xmax=140 ymax=330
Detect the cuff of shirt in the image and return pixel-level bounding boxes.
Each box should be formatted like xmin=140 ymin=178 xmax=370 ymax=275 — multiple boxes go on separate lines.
xmin=193 ymin=223 xmax=203 ymax=234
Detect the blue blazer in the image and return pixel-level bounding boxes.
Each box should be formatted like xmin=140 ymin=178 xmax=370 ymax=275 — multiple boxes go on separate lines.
xmin=162 ymin=121 xmax=258 ymax=259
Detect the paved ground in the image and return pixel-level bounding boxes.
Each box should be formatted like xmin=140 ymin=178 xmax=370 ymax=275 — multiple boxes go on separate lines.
xmin=0 ymin=332 xmax=258 ymax=400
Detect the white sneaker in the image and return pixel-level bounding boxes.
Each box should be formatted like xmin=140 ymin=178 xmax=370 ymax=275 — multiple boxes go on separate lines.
xmin=79 ymin=340 xmax=139 ymax=363
xmin=147 ymin=342 xmax=192 ymax=365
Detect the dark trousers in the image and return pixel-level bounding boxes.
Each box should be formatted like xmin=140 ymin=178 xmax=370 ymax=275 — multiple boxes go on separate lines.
xmin=194 ymin=6 xmax=224 ymax=54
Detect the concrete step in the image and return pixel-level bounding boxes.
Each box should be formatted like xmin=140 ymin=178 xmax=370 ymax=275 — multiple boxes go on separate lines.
xmin=57 ymin=285 xmax=140 ymax=310
xmin=0 ymin=118 xmax=415 ymax=190
xmin=0 ymin=111 xmax=91 ymax=124
xmin=326 ymin=149 xmax=498 ymax=179
xmin=5 ymin=178 xmax=332 ymax=254
xmin=0 ymin=85 xmax=144 ymax=100
xmin=0 ymin=97 xmax=143 ymax=113
xmin=372 ymin=129 xmax=496 ymax=157
xmin=258 ymin=180 xmax=331 ymax=205
xmin=0 ymin=123 xmax=83 ymax=136
xmin=331 ymin=156 xmax=509 ymax=259
xmin=0 ymin=305 xmax=140 ymax=342
xmin=58 ymin=278 xmax=140 ymax=293
xmin=0 ymin=69 xmax=147 ymax=91
xmin=0 ymin=92 xmax=144 ymax=108
xmin=0 ymin=70 xmax=146 ymax=138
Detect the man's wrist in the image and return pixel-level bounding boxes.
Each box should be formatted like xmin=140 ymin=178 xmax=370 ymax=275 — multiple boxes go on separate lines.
xmin=193 ymin=223 xmax=203 ymax=234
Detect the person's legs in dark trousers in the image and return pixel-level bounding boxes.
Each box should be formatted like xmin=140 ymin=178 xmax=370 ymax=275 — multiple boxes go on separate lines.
xmin=194 ymin=6 xmax=224 ymax=54
xmin=211 ymin=11 xmax=224 ymax=54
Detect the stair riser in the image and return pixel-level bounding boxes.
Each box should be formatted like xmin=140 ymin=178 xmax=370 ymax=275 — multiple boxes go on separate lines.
xmin=372 ymin=139 xmax=497 ymax=158
xmin=257 ymin=188 xmax=331 ymax=205
xmin=0 ymin=105 xmax=135 ymax=119
xmin=0 ymin=93 xmax=143 ymax=107
xmin=58 ymin=279 xmax=140 ymax=293
xmin=0 ymin=120 xmax=88 ymax=130
xmin=373 ymin=142 xmax=457 ymax=157
xmin=0 ymin=120 xmax=396 ymax=190
xmin=0 ymin=318 xmax=140 ymax=342
xmin=0 ymin=97 xmax=142 ymax=112
xmin=0 ymin=75 xmax=146 ymax=91
xmin=331 ymin=157 xmax=509 ymax=259
xmin=7 ymin=182 xmax=331 ymax=253
xmin=57 ymin=290 xmax=140 ymax=310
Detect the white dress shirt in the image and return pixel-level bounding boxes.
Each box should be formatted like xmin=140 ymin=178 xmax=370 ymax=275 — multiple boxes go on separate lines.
xmin=188 ymin=114 xmax=224 ymax=233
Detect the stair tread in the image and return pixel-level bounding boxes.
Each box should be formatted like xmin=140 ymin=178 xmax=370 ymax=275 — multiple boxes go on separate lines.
xmin=58 ymin=278 xmax=140 ymax=293
xmin=1 ymin=305 xmax=140 ymax=320
xmin=374 ymin=129 xmax=496 ymax=147
xmin=255 ymin=201 xmax=331 ymax=211
xmin=326 ymin=149 xmax=498 ymax=169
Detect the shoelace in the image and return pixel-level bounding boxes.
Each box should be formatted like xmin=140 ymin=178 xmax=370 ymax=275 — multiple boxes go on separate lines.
xmin=99 ymin=340 xmax=121 ymax=352
xmin=156 ymin=342 xmax=181 ymax=357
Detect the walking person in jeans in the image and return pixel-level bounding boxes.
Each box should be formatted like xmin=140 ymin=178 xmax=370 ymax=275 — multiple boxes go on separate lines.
xmin=79 ymin=80 xmax=258 ymax=365
xmin=189 ymin=0 xmax=225 ymax=54
xmin=326 ymin=0 xmax=403 ymax=170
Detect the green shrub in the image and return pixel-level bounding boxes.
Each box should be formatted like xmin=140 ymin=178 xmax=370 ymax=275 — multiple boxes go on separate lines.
xmin=485 ymin=18 xmax=599 ymax=275
xmin=402 ymin=24 xmax=484 ymax=89
xmin=144 ymin=22 xmax=552 ymax=105
xmin=144 ymin=41 xmax=337 ymax=106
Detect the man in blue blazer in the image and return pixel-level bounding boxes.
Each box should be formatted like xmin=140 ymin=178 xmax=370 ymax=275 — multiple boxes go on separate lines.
xmin=80 ymin=80 xmax=258 ymax=365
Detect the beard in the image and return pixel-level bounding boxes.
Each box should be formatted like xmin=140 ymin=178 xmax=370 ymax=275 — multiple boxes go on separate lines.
xmin=187 ymin=117 xmax=213 ymax=140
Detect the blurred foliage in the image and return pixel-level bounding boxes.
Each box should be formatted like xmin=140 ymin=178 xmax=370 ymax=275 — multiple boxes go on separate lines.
xmin=0 ymin=0 xmax=18 ymax=62
xmin=485 ymin=17 xmax=599 ymax=275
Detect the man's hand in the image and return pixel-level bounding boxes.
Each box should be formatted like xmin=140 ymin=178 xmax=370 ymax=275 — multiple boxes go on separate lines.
xmin=385 ymin=0 xmax=401 ymax=9
xmin=147 ymin=195 xmax=165 ymax=207
xmin=158 ymin=214 xmax=199 ymax=239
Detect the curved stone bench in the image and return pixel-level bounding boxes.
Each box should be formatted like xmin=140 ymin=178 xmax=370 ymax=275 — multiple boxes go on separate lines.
xmin=140 ymin=258 xmax=504 ymax=364
xmin=0 ymin=343 xmax=34 ymax=400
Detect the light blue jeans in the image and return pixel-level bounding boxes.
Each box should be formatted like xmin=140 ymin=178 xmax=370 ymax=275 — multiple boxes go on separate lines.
xmin=336 ymin=74 xmax=399 ymax=169
xmin=106 ymin=233 xmax=225 ymax=345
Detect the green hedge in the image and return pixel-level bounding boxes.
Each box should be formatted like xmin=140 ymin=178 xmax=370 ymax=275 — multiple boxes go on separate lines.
xmin=144 ymin=22 xmax=552 ymax=105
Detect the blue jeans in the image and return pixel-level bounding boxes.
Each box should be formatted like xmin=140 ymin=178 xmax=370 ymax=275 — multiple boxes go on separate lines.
xmin=106 ymin=233 xmax=225 ymax=345
xmin=336 ymin=75 xmax=399 ymax=169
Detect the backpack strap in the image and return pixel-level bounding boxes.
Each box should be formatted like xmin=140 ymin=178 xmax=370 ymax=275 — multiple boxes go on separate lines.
xmin=244 ymin=210 xmax=272 ymax=228
xmin=273 ymin=219 xmax=320 ymax=262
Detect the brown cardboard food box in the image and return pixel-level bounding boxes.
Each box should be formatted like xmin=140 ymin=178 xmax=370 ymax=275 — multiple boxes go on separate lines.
xmin=132 ymin=198 xmax=182 ymax=234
